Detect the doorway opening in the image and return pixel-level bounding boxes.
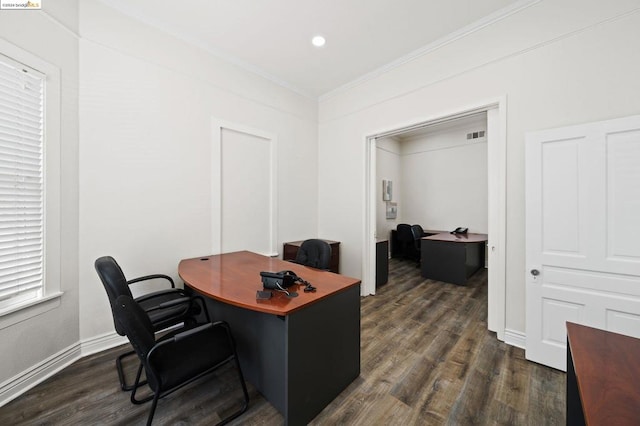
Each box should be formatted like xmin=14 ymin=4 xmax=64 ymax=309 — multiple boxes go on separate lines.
xmin=363 ymin=98 xmax=507 ymax=340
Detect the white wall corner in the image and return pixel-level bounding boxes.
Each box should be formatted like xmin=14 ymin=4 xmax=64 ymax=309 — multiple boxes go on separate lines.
xmin=0 ymin=343 xmax=81 ymax=407
xmin=504 ymin=328 xmax=526 ymax=349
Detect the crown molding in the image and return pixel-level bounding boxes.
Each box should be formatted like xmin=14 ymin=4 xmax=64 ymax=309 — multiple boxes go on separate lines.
xmin=319 ymin=0 xmax=540 ymax=101
xmin=97 ymin=0 xmax=316 ymax=100
xmin=98 ymin=0 xmax=540 ymax=102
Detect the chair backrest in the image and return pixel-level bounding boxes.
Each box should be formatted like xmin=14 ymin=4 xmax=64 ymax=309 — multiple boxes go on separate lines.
xmin=411 ymin=225 xmax=424 ymax=249
xmin=396 ymin=224 xmax=413 ymax=243
xmin=95 ymin=256 xmax=133 ymax=335
xmin=295 ymin=239 xmax=332 ymax=270
xmin=114 ymin=294 xmax=159 ymax=390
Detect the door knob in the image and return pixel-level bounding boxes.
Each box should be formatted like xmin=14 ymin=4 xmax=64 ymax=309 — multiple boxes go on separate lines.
xmin=530 ymin=269 xmax=540 ymax=276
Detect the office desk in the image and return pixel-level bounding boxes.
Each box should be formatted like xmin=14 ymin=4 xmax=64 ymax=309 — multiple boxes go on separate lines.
xmin=566 ymin=322 xmax=640 ymax=425
xmin=179 ymin=251 xmax=361 ymax=425
xmin=421 ymin=232 xmax=488 ymax=285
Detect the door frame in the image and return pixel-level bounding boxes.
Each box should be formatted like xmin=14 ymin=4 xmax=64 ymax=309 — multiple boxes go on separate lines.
xmin=363 ymin=96 xmax=507 ymax=340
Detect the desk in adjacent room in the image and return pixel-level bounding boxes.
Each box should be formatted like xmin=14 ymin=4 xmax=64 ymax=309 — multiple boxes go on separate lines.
xmin=566 ymin=322 xmax=640 ymax=426
xmin=179 ymin=251 xmax=361 ymax=426
xmin=421 ymin=232 xmax=488 ymax=285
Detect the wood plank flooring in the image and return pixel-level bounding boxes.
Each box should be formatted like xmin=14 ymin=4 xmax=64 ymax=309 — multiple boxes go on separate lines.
xmin=0 ymin=259 xmax=565 ymax=425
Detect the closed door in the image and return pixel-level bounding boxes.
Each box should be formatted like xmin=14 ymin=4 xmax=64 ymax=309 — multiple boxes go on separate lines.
xmin=525 ymin=115 xmax=640 ymax=371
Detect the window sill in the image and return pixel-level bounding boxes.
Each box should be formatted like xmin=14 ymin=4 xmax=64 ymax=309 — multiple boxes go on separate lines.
xmin=0 ymin=292 xmax=64 ymax=330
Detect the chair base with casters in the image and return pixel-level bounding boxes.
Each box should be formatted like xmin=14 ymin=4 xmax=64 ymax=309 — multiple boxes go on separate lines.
xmin=116 ymin=295 xmax=249 ymax=426
xmin=94 ymin=256 xmax=210 ymax=393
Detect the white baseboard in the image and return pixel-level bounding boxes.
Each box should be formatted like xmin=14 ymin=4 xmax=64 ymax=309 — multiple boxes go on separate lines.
xmin=504 ymin=328 xmax=526 ymax=349
xmin=0 ymin=331 xmax=128 ymax=408
xmin=80 ymin=330 xmax=128 ymax=358
xmin=0 ymin=342 xmax=81 ymax=407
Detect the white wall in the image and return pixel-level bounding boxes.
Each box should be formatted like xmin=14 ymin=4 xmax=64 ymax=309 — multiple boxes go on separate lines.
xmin=78 ymin=0 xmax=318 ymax=341
xmin=400 ymin=116 xmax=488 ymax=233
xmin=375 ymin=137 xmax=401 ymax=241
xmin=318 ymin=0 xmax=640 ymax=334
xmin=0 ymin=1 xmax=80 ymax=385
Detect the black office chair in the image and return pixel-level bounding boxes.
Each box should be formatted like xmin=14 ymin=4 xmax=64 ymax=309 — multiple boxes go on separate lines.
xmin=114 ymin=295 xmax=249 ymax=426
xmin=411 ymin=224 xmax=425 ymax=265
xmin=293 ymin=239 xmax=332 ymax=270
xmin=95 ymin=256 xmax=209 ymax=391
xmin=396 ymin=224 xmax=417 ymax=261
xmin=412 ymin=224 xmax=426 ymax=238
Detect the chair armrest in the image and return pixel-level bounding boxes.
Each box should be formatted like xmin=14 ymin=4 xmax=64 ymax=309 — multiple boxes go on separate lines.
xmin=128 ymin=274 xmax=176 ymax=288
xmin=143 ymin=296 xmax=192 ymax=313
xmin=134 ymin=288 xmax=187 ymax=304
xmin=173 ymin=323 xmax=213 ymax=342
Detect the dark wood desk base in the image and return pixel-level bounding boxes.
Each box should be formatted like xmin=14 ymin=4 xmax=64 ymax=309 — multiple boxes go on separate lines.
xmin=196 ymin=284 xmax=360 ymax=425
xmin=421 ymin=233 xmax=487 ymax=285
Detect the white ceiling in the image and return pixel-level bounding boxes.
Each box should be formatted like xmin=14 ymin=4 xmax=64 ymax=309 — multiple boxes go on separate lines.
xmin=101 ymin=0 xmax=524 ymax=98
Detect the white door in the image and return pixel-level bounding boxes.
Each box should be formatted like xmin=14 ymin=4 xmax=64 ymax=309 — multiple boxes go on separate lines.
xmin=525 ymin=115 xmax=640 ymax=371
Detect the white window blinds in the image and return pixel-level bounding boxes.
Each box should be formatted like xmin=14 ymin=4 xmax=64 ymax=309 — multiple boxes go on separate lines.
xmin=0 ymin=56 xmax=45 ymax=309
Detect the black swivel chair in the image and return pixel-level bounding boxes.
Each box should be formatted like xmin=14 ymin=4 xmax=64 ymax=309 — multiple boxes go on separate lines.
xmin=411 ymin=224 xmax=425 ymax=266
xmin=114 ymin=295 xmax=249 ymax=426
xmin=293 ymin=239 xmax=332 ymax=270
xmin=396 ymin=224 xmax=417 ymax=261
xmin=95 ymin=256 xmax=209 ymax=391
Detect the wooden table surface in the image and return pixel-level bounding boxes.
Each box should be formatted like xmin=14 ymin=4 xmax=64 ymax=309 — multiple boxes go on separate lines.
xmin=567 ymin=322 xmax=640 ymax=425
xmin=179 ymin=250 xmax=360 ymax=316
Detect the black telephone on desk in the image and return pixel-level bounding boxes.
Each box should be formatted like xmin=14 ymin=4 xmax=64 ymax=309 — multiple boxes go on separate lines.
xmin=260 ymin=270 xmax=299 ymax=289
xmin=259 ymin=270 xmax=316 ymax=294
xmin=451 ymin=227 xmax=468 ymax=234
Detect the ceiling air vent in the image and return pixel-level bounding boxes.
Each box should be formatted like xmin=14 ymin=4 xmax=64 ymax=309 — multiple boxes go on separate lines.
xmin=466 ymin=130 xmax=486 ymax=140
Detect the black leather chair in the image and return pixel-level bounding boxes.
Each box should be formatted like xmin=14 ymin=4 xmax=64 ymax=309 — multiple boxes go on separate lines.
xmin=95 ymin=256 xmax=209 ymax=391
xmin=293 ymin=239 xmax=332 ymax=270
xmin=411 ymin=224 xmax=426 ymax=265
xmin=396 ymin=224 xmax=417 ymax=260
xmin=114 ymin=295 xmax=249 ymax=426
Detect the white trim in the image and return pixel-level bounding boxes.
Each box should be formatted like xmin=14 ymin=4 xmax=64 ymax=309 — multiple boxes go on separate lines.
xmin=98 ymin=0 xmax=539 ymax=100
xmin=487 ymin=102 xmax=508 ymax=341
xmin=0 ymin=342 xmax=81 ymax=407
xmin=0 ymin=292 xmax=63 ymax=330
xmin=362 ymin=137 xmax=377 ymax=296
xmin=80 ymin=330 xmax=128 ymax=358
xmin=320 ymin=0 xmax=540 ymax=101
xmin=97 ymin=0 xmax=315 ymax=100
xmin=0 ymin=38 xmax=63 ymax=322
xmin=0 ymin=330 xmax=131 ymax=407
xmin=363 ymin=97 xmax=507 ymax=338
xmin=504 ymin=328 xmax=526 ymax=349
xmin=211 ymin=119 xmax=278 ymax=256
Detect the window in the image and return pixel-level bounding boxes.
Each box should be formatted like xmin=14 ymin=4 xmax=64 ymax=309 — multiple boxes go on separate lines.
xmin=0 ymin=40 xmax=62 ymax=322
xmin=0 ymin=56 xmax=45 ymax=310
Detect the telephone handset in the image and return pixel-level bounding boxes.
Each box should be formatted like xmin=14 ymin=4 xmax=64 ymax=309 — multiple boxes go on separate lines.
xmin=451 ymin=227 xmax=468 ymax=234
xmin=259 ymin=270 xmax=316 ymax=294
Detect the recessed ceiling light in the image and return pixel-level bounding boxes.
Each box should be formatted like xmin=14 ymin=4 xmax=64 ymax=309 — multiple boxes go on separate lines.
xmin=311 ymin=35 xmax=326 ymax=47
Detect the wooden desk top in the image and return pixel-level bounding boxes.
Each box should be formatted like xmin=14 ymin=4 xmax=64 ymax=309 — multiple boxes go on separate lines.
xmin=567 ymin=322 xmax=640 ymax=425
xmin=179 ymin=251 xmax=360 ymax=316
xmin=422 ymin=232 xmax=488 ymax=243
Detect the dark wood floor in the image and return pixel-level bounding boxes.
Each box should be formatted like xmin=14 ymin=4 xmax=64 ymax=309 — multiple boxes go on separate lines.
xmin=0 ymin=259 xmax=565 ymax=425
